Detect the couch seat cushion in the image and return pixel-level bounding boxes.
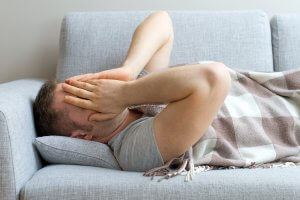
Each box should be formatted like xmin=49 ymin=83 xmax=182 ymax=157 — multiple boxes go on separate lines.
xmin=21 ymin=164 xmax=300 ymax=200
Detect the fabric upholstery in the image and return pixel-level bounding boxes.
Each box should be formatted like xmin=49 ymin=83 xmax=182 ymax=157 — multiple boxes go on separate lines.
xmin=0 ymin=79 xmax=44 ymax=200
xmin=56 ymin=10 xmax=273 ymax=82
xmin=271 ymin=14 xmax=300 ymax=71
xmin=35 ymin=136 xmax=121 ymax=170
xmin=3 ymin=10 xmax=300 ymax=200
xmin=21 ymin=164 xmax=300 ymax=200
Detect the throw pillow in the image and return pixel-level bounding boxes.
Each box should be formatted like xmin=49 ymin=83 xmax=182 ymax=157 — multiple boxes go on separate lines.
xmin=34 ymin=136 xmax=121 ymax=170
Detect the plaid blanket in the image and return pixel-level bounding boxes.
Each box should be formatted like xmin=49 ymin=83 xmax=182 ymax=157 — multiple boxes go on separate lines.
xmin=129 ymin=62 xmax=300 ymax=182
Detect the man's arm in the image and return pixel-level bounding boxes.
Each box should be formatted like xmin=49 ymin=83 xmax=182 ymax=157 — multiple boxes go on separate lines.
xmin=122 ymin=10 xmax=174 ymax=79
xmin=122 ymin=63 xmax=231 ymax=162
xmin=63 ymin=62 xmax=231 ymax=162
xmin=67 ymin=10 xmax=173 ymax=82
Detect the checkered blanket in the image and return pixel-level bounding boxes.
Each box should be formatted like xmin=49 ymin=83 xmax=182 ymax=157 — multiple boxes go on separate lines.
xmin=129 ymin=62 xmax=300 ymax=182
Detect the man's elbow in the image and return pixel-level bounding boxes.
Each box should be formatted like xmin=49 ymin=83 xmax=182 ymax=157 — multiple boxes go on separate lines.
xmin=153 ymin=11 xmax=171 ymax=20
xmin=152 ymin=11 xmax=173 ymax=37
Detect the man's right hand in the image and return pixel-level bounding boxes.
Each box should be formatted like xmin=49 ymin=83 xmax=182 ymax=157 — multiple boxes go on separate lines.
xmin=62 ymin=78 xmax=128 ymax=121
xmin=66 ymin=66 xmax=133 ymax=82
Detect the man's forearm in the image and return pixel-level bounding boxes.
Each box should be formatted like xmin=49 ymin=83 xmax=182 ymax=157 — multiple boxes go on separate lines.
xmin=122 ymin=64 xmax=219 ymax=106
xmin=121 ymin=11 xmax=173 ymax=79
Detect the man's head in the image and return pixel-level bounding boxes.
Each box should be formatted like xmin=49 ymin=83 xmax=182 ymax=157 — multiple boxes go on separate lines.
xmin=33 ymin=79 xmax=129 ymax=142
xmin=33 ymin=80 xmax=99 ymax=138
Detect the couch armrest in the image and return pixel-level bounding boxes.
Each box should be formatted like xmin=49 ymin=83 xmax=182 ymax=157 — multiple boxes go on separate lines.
xmin=0 ymin=79 xmax=44 ymax=200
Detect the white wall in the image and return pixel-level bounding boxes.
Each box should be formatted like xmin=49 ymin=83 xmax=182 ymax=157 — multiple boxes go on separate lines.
xmin=0 ymin=0 xmax=299 ymax=83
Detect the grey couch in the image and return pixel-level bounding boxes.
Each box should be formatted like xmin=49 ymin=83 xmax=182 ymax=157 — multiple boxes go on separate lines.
xmin=1 ymin=10 xmax=300 ymax=200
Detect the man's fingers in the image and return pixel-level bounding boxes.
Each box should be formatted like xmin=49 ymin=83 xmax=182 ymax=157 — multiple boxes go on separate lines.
xmin=89 ymin=113 xmax=117 ymax=122
xmin=85 ymin=79 xmax=100 ymax=85
xmin=79 ymin=74 xmax=100 ymax=81
xmin=66 ymin=73 xmax=92 ymax=81
xmin=62 ymin=83 xmax=95 ymax=99
xmin=81 ymin=71 xmax=110 ymax=81
xmin=65 ymin=80 xmax=96 ymax=92
xmin=64 ymin=95 xmax=95 ymax=110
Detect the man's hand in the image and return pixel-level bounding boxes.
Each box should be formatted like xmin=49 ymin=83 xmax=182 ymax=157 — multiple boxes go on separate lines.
xmin=66 ymin=66 xmax=133 ymax=82
xmin=62 ymin=79 xmax=128 ymax=121
xmin=63 ymin=66 xmax=134 ymax=122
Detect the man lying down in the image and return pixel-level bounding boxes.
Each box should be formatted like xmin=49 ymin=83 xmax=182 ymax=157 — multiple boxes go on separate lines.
xmin=33 ymin=11 xmax=300 ymax=182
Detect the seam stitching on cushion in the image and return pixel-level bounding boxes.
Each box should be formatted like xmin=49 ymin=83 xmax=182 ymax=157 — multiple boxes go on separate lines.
xmin=275 ymin=16 xmax=280 ymax=72
xmin=272 ymin=15 xmax=280 ymax=72
xmin=260 ymin=11 xmax=273 ymax=71
xmin=0 ymin=110 xmax=17 ymax=199
xmin=35 ymin=140 xmax=117 ymax=168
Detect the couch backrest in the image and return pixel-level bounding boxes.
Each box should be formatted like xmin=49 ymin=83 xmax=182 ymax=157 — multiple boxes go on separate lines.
xmin=56 ymin=10 xmax=273 ymax=81
xmin=271 ymin=14 xmax=300 ymax=71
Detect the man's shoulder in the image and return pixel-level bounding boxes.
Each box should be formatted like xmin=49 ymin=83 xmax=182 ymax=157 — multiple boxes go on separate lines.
xmin=107 ymin=116 xmax=154 ymax=146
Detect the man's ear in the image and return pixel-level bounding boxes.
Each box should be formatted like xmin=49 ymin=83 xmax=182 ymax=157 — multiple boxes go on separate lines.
xmin=70 ymin=131 xmax=93 ymax=140
xmin=70 ymin=131 xmax=84 ymax=139
xmin=89 ymin=112 xmax=117 ymax=122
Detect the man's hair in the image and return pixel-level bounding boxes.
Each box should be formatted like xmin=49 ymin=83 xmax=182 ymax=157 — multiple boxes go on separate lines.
xmin=33 ymin=80 xmax=93 ymax=137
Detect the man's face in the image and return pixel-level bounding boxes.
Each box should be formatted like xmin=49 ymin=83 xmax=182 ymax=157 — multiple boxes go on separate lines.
xmin=52 ymin=83 xmax=97 ymax=134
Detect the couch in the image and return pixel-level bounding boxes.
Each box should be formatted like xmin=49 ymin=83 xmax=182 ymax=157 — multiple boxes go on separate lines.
xmin=1 ymin=10 xmax=300 ymax=200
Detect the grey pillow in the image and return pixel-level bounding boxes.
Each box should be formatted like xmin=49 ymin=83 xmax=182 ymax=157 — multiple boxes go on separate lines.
xmin=34 ymin=136 xmax=121 ymax=170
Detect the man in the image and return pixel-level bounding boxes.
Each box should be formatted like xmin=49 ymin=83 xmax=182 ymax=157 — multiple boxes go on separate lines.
xmin=33 ymin=11 xmax=231 ymax=171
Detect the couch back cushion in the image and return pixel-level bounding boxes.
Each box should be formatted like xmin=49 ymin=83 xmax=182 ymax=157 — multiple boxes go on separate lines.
xmin=271 ymin=14 xmax=300 ymax=71
xmin=56 ymin=10 xmax=273 ymax=81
